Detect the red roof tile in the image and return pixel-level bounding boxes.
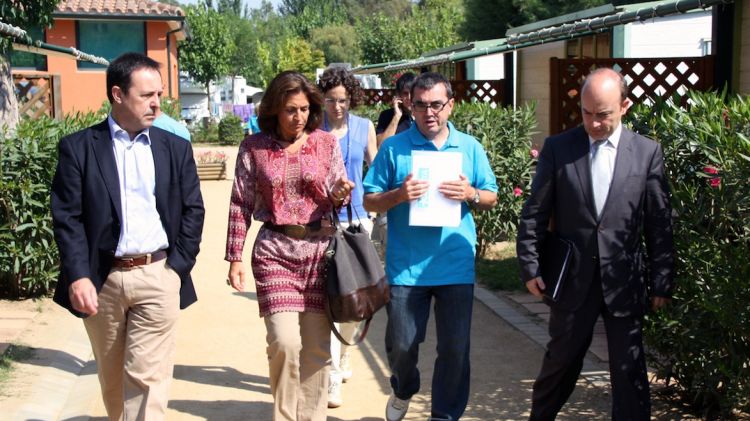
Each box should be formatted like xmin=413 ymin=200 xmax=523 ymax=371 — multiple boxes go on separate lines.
xmin=55 ymin=0 xmax=184 ymax=18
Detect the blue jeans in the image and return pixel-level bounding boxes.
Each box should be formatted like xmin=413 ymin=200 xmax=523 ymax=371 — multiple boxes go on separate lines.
xmin=385 ymin=284 xmax=474 ymax=420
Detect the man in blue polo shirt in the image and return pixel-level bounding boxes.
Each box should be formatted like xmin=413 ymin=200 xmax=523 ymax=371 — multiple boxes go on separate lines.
xmin=363 ymin=72 xmax=498 ymax=421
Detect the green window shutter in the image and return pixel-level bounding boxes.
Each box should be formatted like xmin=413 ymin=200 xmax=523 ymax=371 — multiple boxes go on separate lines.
xmin=10 ymin=27 xmax=47 ymax=71
xmin=77 ymin=21 xmax=145 ymax=70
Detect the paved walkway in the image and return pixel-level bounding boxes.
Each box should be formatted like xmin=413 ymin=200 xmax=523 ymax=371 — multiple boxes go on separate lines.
xmin=0 ymin=146 xmax=618 ymax=420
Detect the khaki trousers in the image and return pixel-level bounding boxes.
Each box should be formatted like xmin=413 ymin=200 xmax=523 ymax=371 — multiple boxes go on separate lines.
xmin=83 ymin=260 xmax=181 ymax=421
xmin=264 ymin=311 xmax=331 ymax=421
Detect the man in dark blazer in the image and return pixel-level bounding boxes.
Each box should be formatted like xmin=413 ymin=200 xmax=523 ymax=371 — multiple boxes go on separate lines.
xmin=51 ymin=52 xmax=204 ymax=420
xmin=517 ymin=68 xmax=674 ymax=420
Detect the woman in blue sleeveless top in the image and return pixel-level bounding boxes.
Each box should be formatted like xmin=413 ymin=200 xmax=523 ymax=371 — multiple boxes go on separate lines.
xmin=317 ymin=67 xmax=378 ymax=409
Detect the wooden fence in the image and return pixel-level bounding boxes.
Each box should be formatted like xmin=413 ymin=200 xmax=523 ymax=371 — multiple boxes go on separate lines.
xmin=12 ymin=72 xmax=62 ymax=119
xmin=550 ymin=56 xmax=715 ymax=135
xmin=362 ymin=79 xmax=505 ymax=106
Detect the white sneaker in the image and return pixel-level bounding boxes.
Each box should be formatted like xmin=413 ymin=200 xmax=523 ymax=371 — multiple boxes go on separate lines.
xmin=385 ymin=394 xmax=410 ymax=421
xmin=328 ymin=377 xmax=343 ymax=408
xmin=340 ymin=352 xmax=353 ymax=382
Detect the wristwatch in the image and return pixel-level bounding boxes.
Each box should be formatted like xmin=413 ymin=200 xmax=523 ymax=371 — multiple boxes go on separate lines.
xmin=471 ymin=188 xmax=480 ymax=205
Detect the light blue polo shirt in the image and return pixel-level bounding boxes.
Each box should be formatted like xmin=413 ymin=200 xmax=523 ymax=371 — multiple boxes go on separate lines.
xmin=363 ymin=122 xmax=498 ymax=286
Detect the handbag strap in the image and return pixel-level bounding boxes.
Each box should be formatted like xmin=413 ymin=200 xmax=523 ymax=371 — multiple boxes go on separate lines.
xmin=325 ymin=303 xmax=373 ymax=346
xmin=331 ymin=203 xmax=360 ymax=228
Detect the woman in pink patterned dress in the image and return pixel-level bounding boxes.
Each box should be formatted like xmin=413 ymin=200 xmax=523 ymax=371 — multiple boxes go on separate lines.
xmin=225 ymin=71 xmax=354 ymax=421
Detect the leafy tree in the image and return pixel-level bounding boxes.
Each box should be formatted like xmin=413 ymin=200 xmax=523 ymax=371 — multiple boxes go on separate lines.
xmin=275 ymin=37 xmax=326 ymax=82
xmin=461 ymin=0 xmax=608 ymax=41
xmin=156 ymin=0 xmax=183 ymax=6
xmin=358 ymin=0 xmax=464 ymax=66
xmin=216 ymin=0 xmax=241 ymax=16
xmin=253 ymin=40 xmax=275 ymax=87
xmin=277 ymin=0 xmax=308 ymax=16
xmin=286 ymin=0 xmax=347 ymax=39
xmin=0 ymin=0 xmax=61 ymax=133
xmin=238 ymin=1 xmax=291 ymax=87
xmin=342 ymin=0 xmax=412 ymax=22
xmin=310 ymin=24 xmax=361 ymax=65
xmin=180 ymin=3 xmax=235 ymax=115
xmin=358 ymin=13 xmax=413 ymax=65
xmin=408 ymin=0 xmax=464 ymax=54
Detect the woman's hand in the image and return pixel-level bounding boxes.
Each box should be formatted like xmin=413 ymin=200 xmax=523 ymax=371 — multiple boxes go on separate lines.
xmin=227 ymin=261 xmax=246 ymax=292
xmin=330 ymin=177 xmax=355 ymax=204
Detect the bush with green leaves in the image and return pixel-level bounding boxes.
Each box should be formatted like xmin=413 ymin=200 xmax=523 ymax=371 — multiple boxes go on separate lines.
xmin=451 ymin=102 xmax=537 ymax=258
xmin=626 ymin=91 xmax=750 ymax=419
xmin=352 ymin=103 xmax=388 ymax=126
xmin=1 ymin=111 xmax=103 ymax=298
xmin=218 ymin=114 xmax=244 ymax=145
xmin=160 ymin=97 xmax=182 ymax=121
xmin=191 ymin=121 xmax=219 ymax=144
xmin=355 ymin=102 xmax=537 ymax=259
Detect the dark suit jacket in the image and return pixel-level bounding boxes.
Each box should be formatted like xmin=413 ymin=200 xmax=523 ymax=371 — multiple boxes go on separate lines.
xmin=517 ymin=126 xmax=674 ymax=316
xmin=51 ymin=120 xmax=205 ymax=317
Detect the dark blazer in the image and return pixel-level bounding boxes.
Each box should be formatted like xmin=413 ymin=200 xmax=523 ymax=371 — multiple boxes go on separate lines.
xmin=51 ymin=120 xmax=205 ymax=316
xmin=517 ymin=126 xmax=674 ymax=316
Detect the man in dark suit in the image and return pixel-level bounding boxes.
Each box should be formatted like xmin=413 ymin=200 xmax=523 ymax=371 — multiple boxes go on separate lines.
xmin=51 ymin=52 xmax=204 ymax=420
xmin=517 ymin=68 xmax=674 ymax=420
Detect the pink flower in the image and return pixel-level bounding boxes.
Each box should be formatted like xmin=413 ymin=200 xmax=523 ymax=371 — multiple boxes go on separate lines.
xmin=710 ymin=177 xmax=721 ymax=188
xmin=530 ymin=149 xmax=539 ymax=159
xmin=513 ymin=187 xmax=523 ymax=197
xmin=722 ymin=109 xmax=730 ymax=128
xmin=703 ymin=166 xmax=719 ymax=175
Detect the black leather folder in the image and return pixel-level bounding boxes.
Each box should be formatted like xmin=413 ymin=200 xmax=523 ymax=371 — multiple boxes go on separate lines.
xmin=539 ymin=232 xmax=574 ymax=302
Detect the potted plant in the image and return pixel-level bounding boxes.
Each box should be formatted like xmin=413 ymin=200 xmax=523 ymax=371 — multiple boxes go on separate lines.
xmin=195 ymin=150 xmax=228 ymax=180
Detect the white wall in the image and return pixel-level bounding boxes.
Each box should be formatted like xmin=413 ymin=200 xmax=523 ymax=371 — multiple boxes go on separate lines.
xmin=466 ymin=53 xmax=505 ymax=80
xmin=181 ymin=93 xmax=210 ymax=122
xmin=625 ymin=11 xmax=712 ymax=58
xmin=517 ymin=41 xmax=566 ymax=148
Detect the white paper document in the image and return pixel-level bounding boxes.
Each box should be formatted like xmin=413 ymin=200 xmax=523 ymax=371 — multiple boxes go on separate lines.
xmin=409 ymin=150 xmax=463 ymax=227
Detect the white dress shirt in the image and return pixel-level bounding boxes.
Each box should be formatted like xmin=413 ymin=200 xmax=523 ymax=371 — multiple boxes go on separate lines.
xmin=589 ymin=123 xmax=622 ymax=217
xmin=108 ymin=116 xmax=169 ymax=256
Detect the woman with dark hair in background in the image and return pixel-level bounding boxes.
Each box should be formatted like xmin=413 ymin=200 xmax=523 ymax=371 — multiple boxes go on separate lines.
xmin=225 ymin=70 xmax=354 ymax=421
xmin=317 ymin=66 xmax=378 ymax=409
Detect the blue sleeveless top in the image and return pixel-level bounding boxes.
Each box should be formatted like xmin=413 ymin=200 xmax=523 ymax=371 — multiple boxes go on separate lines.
xmin=324 ymin=113 xmax=370 ymax=221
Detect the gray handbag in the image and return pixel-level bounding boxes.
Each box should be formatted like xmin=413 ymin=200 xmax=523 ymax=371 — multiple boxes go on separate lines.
xmin=324 ymin=205 xmax=390 ymax=345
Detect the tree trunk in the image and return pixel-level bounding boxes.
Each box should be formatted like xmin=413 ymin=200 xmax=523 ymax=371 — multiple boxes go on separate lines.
xmin=0 ymin=52 xmax=19 ymax=136
xmin=206 ymin=82 xmax=213 ymax=120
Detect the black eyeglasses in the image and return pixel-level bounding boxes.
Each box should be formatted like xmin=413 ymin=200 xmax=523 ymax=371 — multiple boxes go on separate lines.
xmin=412 ymin=100 xmax=449 ymax=113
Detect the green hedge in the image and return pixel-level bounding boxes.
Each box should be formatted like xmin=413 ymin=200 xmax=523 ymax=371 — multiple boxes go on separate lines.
xmin=355 ymin=102 xmax=537 ymax=258
xmin=626 ymin=91 xmax=750 ymax=418
xmin=218 ymin=114 xmax=244 ymax=145
xmin=451 ymin=102 xmax=537 ymax=258
xmin=1 ymin=112 xmax=103 ymax=298
xmin=191 ymin=121 xmax=219 ymax=144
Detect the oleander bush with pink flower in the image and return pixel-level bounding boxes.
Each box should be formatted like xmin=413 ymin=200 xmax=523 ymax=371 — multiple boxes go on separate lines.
xmin=626 ymin=90 xmax=750 ymax=419
xmin=450 ymin=102 xmax=537 ymax=259
xmin=1 ymin=112 xmax=104 ymax=298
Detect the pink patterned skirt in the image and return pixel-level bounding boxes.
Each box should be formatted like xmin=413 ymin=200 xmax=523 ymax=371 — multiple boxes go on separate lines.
xmin=251 ymin=226 xmax=330 ymax=317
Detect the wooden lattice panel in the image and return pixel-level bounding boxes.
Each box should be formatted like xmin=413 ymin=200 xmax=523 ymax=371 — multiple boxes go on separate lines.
xmin=452 ymin=80 xmax=504 ymax=105
xmin=550 ymin=56 xmax=715 ymax=135
xmin=363 ymin=80 xmax=505 ymax=107
xmin=13 ymin=74 xmax=55 ymax=119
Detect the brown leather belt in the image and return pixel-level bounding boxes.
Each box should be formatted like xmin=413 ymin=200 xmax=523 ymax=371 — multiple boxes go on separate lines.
xmin=112 ymin=250 xmax=168 ymax=269
xmin=263 ymin=222 xmax=336 ymax=240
